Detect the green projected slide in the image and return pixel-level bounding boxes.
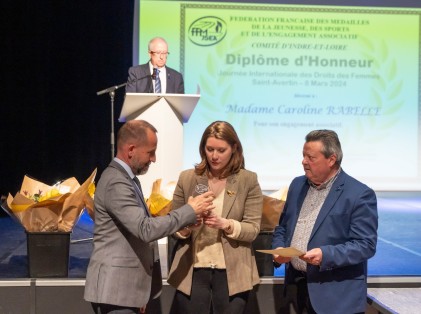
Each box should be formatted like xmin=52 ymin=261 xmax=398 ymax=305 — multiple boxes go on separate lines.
xmin=136 ymin=1 xmax=421 ymax=191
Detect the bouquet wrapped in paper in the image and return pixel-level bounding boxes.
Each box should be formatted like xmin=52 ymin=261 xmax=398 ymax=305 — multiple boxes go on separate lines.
xmin=146 ymin=179 xmax=176 ymax=217
xmin=261 ymin=187 xmax=288 ymax=232
xmin=4 ymin=169 xmax=96 ymax=232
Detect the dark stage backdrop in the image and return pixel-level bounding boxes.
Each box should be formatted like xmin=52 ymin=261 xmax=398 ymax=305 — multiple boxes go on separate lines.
xmin=1 ymin=1 xmax=134 ymax=200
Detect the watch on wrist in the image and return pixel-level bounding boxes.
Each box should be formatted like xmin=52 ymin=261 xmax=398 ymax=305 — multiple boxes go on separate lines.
xmin=273 ymin=260 xmax=281 ymax=268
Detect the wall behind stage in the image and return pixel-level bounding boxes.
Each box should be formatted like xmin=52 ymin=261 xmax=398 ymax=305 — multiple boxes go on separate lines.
xmin=0 ymin=1 xmax=134 ymax=200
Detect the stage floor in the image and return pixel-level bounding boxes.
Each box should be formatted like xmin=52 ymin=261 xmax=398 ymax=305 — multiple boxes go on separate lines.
xmin=1 ymin=192 xmax=421 ymax=278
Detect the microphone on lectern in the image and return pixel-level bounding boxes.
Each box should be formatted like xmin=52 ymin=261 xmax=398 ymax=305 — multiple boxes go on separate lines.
xmin=152 ymin=68 xmax=158 ymax=80
xmin=128 ymin=73 xmax=154 ymax=84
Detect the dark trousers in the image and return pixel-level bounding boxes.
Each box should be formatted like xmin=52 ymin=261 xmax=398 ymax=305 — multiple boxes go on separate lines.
xmin=91 ymin=303 xmax=141 ymax=314
xmin=172 ymin=268 xmax=249 ymax=314
xmin=295 ymin=276 xmax=316 ymax=314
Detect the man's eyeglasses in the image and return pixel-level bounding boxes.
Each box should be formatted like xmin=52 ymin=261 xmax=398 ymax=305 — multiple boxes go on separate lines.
xmin=150 ymin=51 xmax=169 ymax=57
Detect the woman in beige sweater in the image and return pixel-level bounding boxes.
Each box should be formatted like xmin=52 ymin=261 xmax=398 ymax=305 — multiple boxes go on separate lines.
xmin=168 ymin=121 xmax=263 ymax=314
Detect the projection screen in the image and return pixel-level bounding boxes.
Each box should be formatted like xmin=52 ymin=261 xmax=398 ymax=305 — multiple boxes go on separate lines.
xmin=133 ymin=0 xmax=421 ymax=191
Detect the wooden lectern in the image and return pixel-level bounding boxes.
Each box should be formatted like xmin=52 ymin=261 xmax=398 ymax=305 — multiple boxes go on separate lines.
xmin=119 ymin=92 xmax=200 ymax=198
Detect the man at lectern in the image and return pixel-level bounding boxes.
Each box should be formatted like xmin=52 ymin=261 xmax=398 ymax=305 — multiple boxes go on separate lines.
xmin=126 ymin=37 xmax=184 ymax=94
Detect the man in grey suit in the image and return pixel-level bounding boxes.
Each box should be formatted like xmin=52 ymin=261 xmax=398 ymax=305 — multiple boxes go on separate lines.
xmin=126 ymin=37 xmax=184 ymax=94
xmin=84 ymin=120 xmax=214 ymax=313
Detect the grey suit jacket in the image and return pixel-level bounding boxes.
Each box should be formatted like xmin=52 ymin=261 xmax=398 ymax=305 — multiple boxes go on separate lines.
xmin=167 ymin=169 xmax=263 ymax=296
xmin=125 ymin=62 xmax=184 ymax=93
xmin=84 ymin=160 xmax=197 ymax=308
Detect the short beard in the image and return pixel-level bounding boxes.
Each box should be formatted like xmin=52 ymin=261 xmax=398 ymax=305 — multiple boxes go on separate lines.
xmin=130 ymin=158 xmax=150 ymax=176
xmin=134 ymin=164 xmax=149 ymax=175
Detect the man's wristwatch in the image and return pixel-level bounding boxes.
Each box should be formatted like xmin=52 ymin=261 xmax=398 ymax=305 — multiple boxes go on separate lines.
xmin=273 ymin=260 xmax=281 ymax=268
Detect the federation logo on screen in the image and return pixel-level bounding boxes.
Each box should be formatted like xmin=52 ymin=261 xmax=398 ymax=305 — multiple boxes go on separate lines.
xmin=188 ymin=16 xmax=227 ymax=46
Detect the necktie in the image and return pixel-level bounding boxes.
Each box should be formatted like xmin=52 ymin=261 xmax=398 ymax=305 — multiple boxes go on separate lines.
xmin=133 ymin=176 xmax=150 ymax=218
xmin=133 ymin=176 xmax=143 ymax=195
xmin=154 ymin=68 xmax=161 ymax=93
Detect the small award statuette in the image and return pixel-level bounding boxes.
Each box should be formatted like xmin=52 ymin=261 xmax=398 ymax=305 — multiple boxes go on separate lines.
xmin=192 ymin=183 xmax=209 ymax=197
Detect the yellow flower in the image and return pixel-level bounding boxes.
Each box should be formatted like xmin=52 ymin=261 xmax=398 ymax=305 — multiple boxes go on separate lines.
xmin=88 ymin=182 xmax=96 ymax=198
xmin=38 ymin=188 xmax=61 ymax=202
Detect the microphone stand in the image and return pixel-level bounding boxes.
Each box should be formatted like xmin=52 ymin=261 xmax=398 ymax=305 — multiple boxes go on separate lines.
xmin=96 ymin=74 xmax=154 ymax=161
xmin=96 ymin=82 xmax=127 ymax=161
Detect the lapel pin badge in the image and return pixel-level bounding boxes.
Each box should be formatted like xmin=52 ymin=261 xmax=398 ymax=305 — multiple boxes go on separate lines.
xmin=227 ymin=190 xmax=235 ymax=197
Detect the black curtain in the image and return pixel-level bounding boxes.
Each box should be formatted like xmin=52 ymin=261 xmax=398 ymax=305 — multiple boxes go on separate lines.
xmin=0 ymin=1 xmax=134 ymax=200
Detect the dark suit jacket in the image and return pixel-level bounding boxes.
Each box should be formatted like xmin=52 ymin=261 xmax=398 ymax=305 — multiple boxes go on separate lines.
xmin=84 ymin=160 xmax=197 ymax=308
xmin=126 ymin=62 xmax=184 ymax=93
xmin=272 ymin=170 xmax=378 ymax=314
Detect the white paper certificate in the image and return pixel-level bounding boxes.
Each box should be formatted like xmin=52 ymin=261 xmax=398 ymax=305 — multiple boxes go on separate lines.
xmin=256 ymin=247 xmax=305 ymax=257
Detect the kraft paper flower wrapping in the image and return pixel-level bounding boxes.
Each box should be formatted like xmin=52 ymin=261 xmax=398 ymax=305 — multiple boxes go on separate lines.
xmin=5 ymin=169 xmax=96 ymax=232
xmin=146 ymin=179 xmax=176 ymax=217
xmin=261 ymin=187 xmax=288 ymax=232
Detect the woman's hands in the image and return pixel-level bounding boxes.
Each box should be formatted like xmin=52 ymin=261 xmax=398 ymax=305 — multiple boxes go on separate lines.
xmin=202 ymin=212 xmax=233 ymax=234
